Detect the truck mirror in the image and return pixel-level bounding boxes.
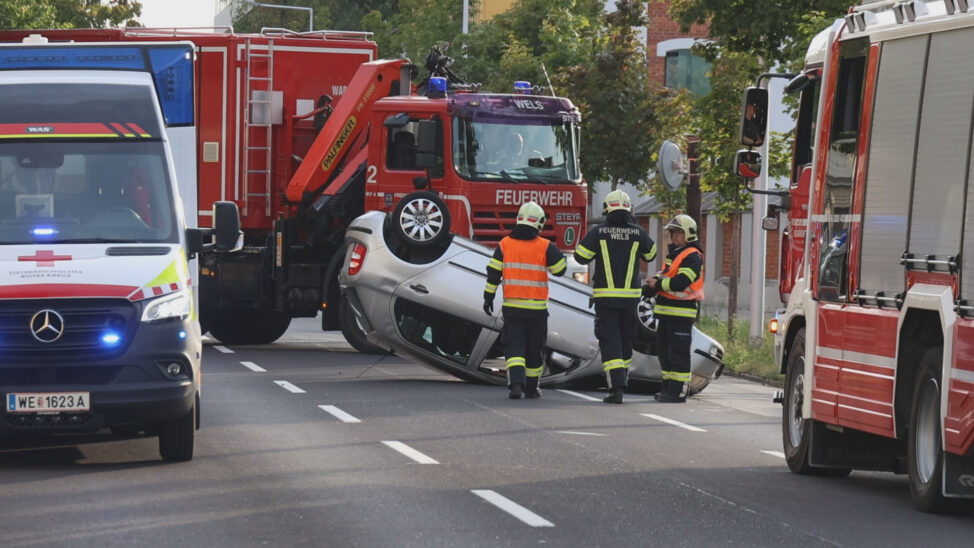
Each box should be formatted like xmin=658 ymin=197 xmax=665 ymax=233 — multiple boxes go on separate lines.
xmin=735 ymin=149 xmax=762 ymax=179
xmin=416 ymin=119 xmax=436 ymax=154
xmin=415 ymin=153 xmax=436 ymax=169
xmin=739 ymin=87 xmax=768 ymax=147
xmin=383 ymin=112 xmax=410 ymax=128
xmin=212 ymin=201 xmax=242 ymax=252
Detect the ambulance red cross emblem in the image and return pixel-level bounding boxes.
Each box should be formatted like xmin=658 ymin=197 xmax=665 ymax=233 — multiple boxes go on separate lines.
xmin=18 ymin=250 xmax=72 ymax=267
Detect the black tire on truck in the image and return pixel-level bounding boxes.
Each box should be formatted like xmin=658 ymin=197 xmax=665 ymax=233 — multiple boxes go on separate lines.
xmin=782 ymin=328 xmax=851 ymax=477
xmin=392 ymin=191 xmax=451 ymax=249
xmin=338 ymin=294 xmax=392 ymax=355
xmin=159 ymin=397 xmax=196 ymax=462
xmin=908 ymin=347 xmax=949 ymax=513
xmin=207 ymin=306 xmax=291 ymax=345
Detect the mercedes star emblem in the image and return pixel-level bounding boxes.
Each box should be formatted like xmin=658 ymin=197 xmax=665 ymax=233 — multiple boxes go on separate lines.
xmin=30 ymin=309 xmax=64 ymax=343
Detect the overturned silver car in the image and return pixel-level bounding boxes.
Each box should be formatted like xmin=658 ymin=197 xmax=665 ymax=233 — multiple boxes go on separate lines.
xmin=338 ymin=211 xmax=724 ymax=395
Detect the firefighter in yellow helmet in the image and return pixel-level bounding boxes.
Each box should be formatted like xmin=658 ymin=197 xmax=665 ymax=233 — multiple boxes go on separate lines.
xmin=484 ymin=201 xmax=567 ymax=399
xmin=645 ymin=214 xmax=704 ymax=403
xmin=573 ymin=190 xmax=657 ymax=404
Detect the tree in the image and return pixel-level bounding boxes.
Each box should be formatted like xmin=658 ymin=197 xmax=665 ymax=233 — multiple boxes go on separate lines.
xmin=0 ymin=0 xmax=141 ymax=29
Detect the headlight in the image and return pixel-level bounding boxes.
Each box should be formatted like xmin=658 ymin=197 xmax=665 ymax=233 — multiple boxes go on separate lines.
xmin=141 ymin=289 xmax=191 ymax=323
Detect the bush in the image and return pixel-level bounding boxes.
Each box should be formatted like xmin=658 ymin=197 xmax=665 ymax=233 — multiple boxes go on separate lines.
xmin=698 ymin=315 xmax=782 ymax=386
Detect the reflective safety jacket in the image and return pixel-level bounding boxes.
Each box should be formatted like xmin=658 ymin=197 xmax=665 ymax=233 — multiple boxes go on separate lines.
xmin=485 ymin=230 xmax=567 ymax=311
xmin=655 ymin=243 xmax=704 ymax=318
xmin=573 ymin=214 xmax=656 ymax=306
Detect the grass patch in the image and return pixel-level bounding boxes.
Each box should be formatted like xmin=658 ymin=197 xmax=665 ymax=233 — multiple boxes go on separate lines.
xmin=698 ymin=315 xmax=782 ymax=386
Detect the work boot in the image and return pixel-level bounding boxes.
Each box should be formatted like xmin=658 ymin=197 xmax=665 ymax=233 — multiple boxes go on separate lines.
xmin=525 ymin=377 xmax=542 ymax=399
xmin=509 ymin=383 xmax=524 ymax=399
xmin=653 ymin=391 xmax=685 ymax=403
xmin=603 ymin=388 xmax=624 ymax=404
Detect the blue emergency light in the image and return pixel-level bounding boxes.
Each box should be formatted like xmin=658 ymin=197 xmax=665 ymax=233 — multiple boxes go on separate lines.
xmin=513 ymin=81 xmax=531 ymax=95
xmin=100 ymin=331 xmax=122 ymax=347
xmin=428 ymin=76 xmax=447 ymax=97
xmin=0 ymin=44 xmax=194 ymax=127
xmin=30 ymin=226 xmax=57 ymax=238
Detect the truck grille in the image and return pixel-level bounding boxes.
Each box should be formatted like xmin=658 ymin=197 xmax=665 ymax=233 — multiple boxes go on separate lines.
xmin=0 ymin=299 xmax=138 ymax=364
xmin=472 ymin=210 xmax=557 ymax=247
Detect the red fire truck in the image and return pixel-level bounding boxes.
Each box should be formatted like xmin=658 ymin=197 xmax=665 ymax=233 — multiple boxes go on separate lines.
xmin=736 ymin=0 xmax=974 ymax=512
xmin=0 ymin=28 xmax=588 ymax=351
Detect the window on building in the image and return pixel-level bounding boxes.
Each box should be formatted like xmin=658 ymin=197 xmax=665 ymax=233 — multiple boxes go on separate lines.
xmin=665 ymin=49 xmax=711 ymax=96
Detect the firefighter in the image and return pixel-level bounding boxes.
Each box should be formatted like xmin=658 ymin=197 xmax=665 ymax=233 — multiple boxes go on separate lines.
xmin=645 ymin=214 xmax=704 ymax=403
xmin=484 ymin=201 xmax=567 ymax=399
xmin=573 ymin=190 xmax=657 ymax=404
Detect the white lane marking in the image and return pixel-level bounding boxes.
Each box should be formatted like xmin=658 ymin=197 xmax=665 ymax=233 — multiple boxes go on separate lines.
xmin=762 ymin=450 xmax=785 ymax=459
xmin=640 ymin=413 xmax=707 ymax=432
xmin=274 ymin=380 xmax=306 ymax=394
xmin=471 ymin=489 xmax=554 ymax=527
xmin=319 ymin=405 xmax=361 ymax=423
xmin=556 ymin=389 xmax=601 ymax=402
xmin=214 ymin=345 xmax=233 ymax=354
xmin=557 ymin=431 xmax=606 ymax=437
xmin=381 ymin=441 xmax=439 ymax=464
xmin=240 ymin=361 xmax=266 ymax=372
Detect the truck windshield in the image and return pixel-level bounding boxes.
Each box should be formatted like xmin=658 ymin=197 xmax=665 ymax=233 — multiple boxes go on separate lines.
xmin=452 ymin=118 xmax=580 ymax=184
xmin=0 ymin=141 xmax=176 ymax=244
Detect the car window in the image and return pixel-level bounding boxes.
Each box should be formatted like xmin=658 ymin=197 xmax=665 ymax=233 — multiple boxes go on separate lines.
xmin=395 ymin=299 xmax=482 ymax=365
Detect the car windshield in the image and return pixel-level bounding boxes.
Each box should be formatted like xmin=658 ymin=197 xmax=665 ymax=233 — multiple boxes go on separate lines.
xmin=0 ymin=141 xmax=176 ymax=244
xmin=452 ymin=118 xmax=580 ymax=183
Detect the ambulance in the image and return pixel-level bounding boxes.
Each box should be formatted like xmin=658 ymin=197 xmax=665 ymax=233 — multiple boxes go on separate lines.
xmin=0 ymin=35 xmax=240 ymax=461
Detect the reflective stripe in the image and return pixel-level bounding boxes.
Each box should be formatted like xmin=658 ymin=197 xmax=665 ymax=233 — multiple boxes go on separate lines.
xmin=654 ymin=304 xmax=697 ymax=317
xmin=593 ymin=287 xmax=641 ymax=298
xmin=599 ymin=240 xmax=615 ymax=289
xmin=506 ymin=357 xmax=526 ymax=369
xmin=677 ymin=267 xmax=697 ymax=280
xmin=657 ymin=247 xmax=704 ymax=302
xmin=506 ymin=279 xmax=548 ymax=288
xmin=624 ymin=242 xmax=638 ymax=289
xmin=603 ymin=358 xmax=626 ymax=372
xmin=503 ymin=298 xmax=548 ymax=310
xmin=506 ymin=262 xmax=547 ymax=271
xmin=549 ymin=258 xmax=567 ymax=274
xmin=488 ymin=258 xmax=503 ymax=271
xmin=485 ymin=282 xmax=498 ymax=293
xmin=662 ymin=370 xmax=692 ymax=382
xmin=642 ymin=243 xmax=657 ymax=261
xmin=526 ymin=366 xmax=543 ymax=378
xmin=576 ymin=245 xmax=596 ymax=260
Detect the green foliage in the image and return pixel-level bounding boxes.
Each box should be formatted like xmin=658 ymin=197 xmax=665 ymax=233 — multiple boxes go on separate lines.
xmin=0 ymin=0 xmax=141 ymax=29
xmin=698 ymin=315 xmax=780 ymax=385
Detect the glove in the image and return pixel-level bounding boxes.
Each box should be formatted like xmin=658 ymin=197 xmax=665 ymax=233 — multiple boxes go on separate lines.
xmin=642 ymin=280 xmax=659 ymax=300
xmin=483 ymin=292 xmax=495 ymax=315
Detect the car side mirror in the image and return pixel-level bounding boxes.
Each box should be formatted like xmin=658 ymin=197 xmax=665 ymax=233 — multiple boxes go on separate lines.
xmin=739 ymin=87 xmax=768 ymax=147
xmin=735 ymin=149 xmax=762 ymax=179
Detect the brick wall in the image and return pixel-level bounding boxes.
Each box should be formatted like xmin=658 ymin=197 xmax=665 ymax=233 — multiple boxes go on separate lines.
xmin=647 ymin=0 xmax=710 ymax=86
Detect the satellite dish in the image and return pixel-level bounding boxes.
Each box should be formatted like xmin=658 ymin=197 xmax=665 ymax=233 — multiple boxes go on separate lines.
xmin=657 ymin=139 xmax=685 ymax=191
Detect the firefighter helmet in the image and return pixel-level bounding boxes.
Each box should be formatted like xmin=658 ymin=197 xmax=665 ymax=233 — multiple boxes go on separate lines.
xmin=603 ymin=189 xmax=632 ymax=215
xmin=516 ymin=201 xmax=546 ymax=231
xmin=664 ymin=214 xmax=698 ymax=242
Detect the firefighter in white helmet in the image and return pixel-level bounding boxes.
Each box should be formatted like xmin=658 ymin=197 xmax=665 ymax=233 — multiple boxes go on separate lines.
xmin=645 ymin=214 xmax=704 ymax=403
xmin=484 ymin=201 xmax=567 ymax=399
xmin=573 ymin=190 xmax=657 ymax=404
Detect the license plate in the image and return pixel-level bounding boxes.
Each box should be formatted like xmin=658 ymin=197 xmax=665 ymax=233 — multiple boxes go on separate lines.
xmin=7 ymin=392 xmax=90 ymax=413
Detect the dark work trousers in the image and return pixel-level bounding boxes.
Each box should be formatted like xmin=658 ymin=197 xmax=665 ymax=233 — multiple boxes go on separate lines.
xmin=656 ymin=315 xmax=694 ymax=396
xmin=594 ymin=301 xmax=637 ymax=389
xmin=501 ymin=309 xmax=548 ymax=388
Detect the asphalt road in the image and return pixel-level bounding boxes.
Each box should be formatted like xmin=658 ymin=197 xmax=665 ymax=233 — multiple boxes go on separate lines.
xmin=1 ymin=319 xmax=972 ymax=547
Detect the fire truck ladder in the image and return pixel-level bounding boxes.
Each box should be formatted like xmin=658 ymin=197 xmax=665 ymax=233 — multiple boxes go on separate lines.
xmin=242 ymin=38 xmax=274 ymax=218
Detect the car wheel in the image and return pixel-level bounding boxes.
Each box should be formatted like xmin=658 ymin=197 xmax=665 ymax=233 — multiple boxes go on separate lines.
xmin=159 ymin=398 xmax=195 ymax=462
xmin=338 ymin=295 xmax=393 ymax=355
xmin=633 ymin=297 xmax=658 ymax=354
xmin=781 ymin=328 xmax=850 ymax=477
xmin=392 ymin=191 xmax=451 ymax=249
xmin=908 ymin=347 xmax=949 ymax=513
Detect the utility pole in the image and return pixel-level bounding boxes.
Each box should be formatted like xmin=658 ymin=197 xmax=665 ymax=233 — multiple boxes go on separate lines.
xmin=685 ymin=135 xmax=701 ymax=224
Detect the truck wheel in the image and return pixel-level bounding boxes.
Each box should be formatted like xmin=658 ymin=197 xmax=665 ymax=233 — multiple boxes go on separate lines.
xmin=781 ymin=328 xmax=850 ymax=477
xmin=207 ymin=306 xmax=291 ymax=345
xmin=908 ymin=347 xmax=949 ymax=513
xmin=392 ymin=191 xmax=451 ymax=249
xmin=338 ymin=296 xmax=392 ymax=355
xmin=159 ymin=398 xmax=196 ymax=462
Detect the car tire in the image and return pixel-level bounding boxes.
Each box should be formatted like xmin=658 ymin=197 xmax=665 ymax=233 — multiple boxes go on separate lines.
xmin=632 ymin=297 xmax=658 ymax=355
xmin=159 ymin=398 xmax=195 ymax=462
xmin=207 ymin=306 xmax=291 ymax=345
xmin=392 ymin=191 xmax=451 ymax=249
xmin=338 ymin=295 xmax=393 ymax=355
xmin=908 ymin=347 xmax=949 ymax=513
xmin=781 ymin=328 xmax=850 ymax=477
